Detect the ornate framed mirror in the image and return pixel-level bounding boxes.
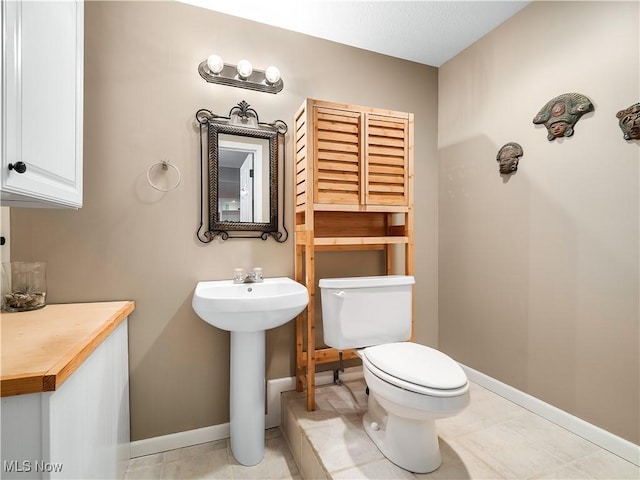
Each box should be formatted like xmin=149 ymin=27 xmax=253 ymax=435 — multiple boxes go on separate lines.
xmin=196 ymin=102 xmax=288 ymax=241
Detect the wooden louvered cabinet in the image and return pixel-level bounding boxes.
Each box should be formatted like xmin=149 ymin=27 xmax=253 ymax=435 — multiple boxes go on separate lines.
xmin=294 ymin=99 xmax=414 ymax=410
xmin=301 ymin=102 xmax=410 ymax=209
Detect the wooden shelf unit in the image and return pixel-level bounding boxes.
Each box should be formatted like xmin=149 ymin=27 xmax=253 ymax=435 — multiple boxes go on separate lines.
xmin=293 ymin=99 xmax=415 ymax=411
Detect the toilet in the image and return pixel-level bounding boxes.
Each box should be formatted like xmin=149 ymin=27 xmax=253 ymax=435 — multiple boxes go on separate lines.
xmin=319 ymin=275 xmax=470 ymax=474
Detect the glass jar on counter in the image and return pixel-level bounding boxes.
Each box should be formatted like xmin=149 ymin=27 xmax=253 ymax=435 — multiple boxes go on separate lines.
xmin=1 ymin=262 xmax=47 ymax=312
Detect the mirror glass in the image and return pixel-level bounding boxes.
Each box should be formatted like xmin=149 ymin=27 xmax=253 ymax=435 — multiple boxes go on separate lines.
xmin=218 ymin=134 xmax=270 ymax=223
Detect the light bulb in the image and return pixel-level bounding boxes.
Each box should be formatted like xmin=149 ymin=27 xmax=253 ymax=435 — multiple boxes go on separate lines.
xmin=236 ymin=59 xmax=253 ymax=80
xmin=206 ymin=54 xmax=224 ymax=75
xmin=264 ymin=66 xmax=281 ymax=85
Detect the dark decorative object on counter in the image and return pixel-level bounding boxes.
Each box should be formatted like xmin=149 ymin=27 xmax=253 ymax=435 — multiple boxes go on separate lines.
xmin=496 ymin=142 xmax=524 ymax=175
xmin=533 ymin=93 xmax=594 ymax=141
xmin=616 ymin=102 xmax=640 ymax=140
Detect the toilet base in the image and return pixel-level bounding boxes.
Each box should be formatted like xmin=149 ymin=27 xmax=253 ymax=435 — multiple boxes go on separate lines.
xmin=363 ymin=395 xmax=442 ymax=474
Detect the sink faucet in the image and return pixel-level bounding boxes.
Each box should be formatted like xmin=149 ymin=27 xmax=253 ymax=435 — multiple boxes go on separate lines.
xmin=233 ymin=268 xmax=264 ymax=284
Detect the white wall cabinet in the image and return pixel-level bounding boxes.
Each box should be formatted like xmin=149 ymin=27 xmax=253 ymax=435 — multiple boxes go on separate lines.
xmin=1 ymin=319 xmax=130 ymax=480
xmin=1 ymin=0 xmax=83 ymax=208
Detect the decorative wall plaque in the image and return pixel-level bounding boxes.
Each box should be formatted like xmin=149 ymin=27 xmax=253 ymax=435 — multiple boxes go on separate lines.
xmin=616 ymin=102 xmax=640 ymax=140
xmin=532 ymin=93 xmax=594 ymax=141
xmin=496 ymin=142 xmax=523 ymax=175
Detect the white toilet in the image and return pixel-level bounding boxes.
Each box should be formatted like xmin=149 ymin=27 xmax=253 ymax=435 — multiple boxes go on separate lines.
xmin=319 ymin=275 xmax=470 ymax=474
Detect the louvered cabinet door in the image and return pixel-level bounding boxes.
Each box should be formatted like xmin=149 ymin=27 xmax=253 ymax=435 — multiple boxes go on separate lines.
xmin=365 ymin=115 xmax=409 ymax=206
xmin=313 ymin=107 xmax=362 ymax=205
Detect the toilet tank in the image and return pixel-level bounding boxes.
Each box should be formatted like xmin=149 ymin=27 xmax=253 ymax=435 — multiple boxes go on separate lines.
xmin=319 ymin=275 xmax=415 ymax=350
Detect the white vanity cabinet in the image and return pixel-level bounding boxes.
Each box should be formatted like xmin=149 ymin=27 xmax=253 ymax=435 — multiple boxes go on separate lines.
xmin=1 ymin=320 xmax=130 ymax=479
xmin=1 ymin=0 xmax=83 ymax=208
xmin=1 ymin=302 xmax=134 ymax=480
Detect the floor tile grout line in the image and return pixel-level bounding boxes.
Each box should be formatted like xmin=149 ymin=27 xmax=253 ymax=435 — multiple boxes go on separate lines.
xmin=561 ymin=456 xmax=598 ymax=480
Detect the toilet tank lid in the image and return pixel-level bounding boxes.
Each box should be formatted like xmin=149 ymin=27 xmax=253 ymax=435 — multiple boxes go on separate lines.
xmin=319 ymin=275 xmax=415 ymax=289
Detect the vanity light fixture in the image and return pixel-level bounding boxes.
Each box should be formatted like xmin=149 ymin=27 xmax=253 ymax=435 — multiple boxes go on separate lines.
xmin=198 ymin=55 xmax=283 ymax=94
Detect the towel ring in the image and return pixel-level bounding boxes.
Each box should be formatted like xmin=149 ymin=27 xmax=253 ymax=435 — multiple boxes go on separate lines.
xmin=147 ymin=161 xmax=181 ymax=192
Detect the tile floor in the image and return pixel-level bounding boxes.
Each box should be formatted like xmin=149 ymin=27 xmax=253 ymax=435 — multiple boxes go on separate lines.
xmin=124 ymin=428 xmax=300 ymax=479
xmin=281 ymin=379 xmax=639 ymax=480
xmin=125 ymin=378 xmax=639 ymax=479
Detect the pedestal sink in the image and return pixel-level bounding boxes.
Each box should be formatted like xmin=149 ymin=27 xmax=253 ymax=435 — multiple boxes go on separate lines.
xmin=192 ymin=277 xmax=308 ymax=466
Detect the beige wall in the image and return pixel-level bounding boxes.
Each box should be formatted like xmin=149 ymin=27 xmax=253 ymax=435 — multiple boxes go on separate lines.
xmin=10 ymin=1 xmax=439 ymax=441
xmin=438 ymin=1 xmax=639 ymax=443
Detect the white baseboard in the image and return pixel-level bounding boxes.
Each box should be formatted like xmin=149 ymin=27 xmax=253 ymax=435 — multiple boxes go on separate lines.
xmin=130 ymin=423 xmax=230 ymax=458
xmin=265 ymin=376 xmax=296 ymax=430
xmin=461 ymin=364 xmax=640 ymax=466
xmin=130 ymin=366 xmax=362 ymax=458
xmin=131 ymin=364 xmax=638 ymax=467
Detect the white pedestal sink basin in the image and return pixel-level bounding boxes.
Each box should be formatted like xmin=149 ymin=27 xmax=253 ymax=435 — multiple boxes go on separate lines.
xmin=192 ymin=277 xmax=308 ymax=466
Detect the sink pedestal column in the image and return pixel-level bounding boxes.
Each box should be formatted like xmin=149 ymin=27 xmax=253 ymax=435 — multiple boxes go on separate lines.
xmin=229 ymin=330 xmax=265 ymax=466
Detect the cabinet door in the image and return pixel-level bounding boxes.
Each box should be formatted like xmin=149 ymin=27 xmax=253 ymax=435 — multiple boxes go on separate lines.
xmin=313 ymin=107 xmax=362 ymax=205
xmin=365 ymin=114 xmax=409 ymax=206
xmin=1 ymin=0 xmax=83 ymax=208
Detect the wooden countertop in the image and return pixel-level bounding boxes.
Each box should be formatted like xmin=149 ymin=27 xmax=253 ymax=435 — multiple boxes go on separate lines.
xmin=0 ymin=301 xmax=135 ymax=397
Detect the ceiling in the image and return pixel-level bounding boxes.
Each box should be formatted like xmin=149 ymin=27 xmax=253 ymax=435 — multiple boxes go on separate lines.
xmin=179 ymin=0 xmax=531 ymax=67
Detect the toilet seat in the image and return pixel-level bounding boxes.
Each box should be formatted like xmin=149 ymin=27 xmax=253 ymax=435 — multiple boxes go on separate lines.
xmin=361 ymin=342 xmax=469 ymax=398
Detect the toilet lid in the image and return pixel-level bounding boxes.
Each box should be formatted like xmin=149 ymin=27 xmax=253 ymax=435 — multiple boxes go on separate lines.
xmin=362 ymin=342 xmax=467 ymax=391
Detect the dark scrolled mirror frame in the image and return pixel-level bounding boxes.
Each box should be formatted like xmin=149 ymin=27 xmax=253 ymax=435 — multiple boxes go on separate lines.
xmin=196 ymin=101 xmax=288 ymax=242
